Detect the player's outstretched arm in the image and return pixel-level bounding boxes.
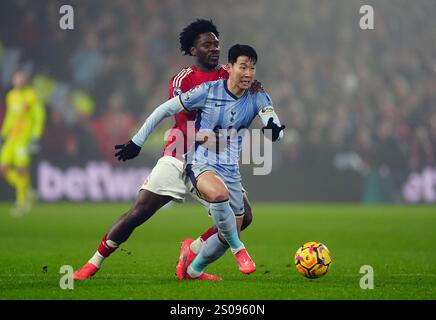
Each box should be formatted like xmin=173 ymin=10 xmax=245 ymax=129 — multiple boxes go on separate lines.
xmin=114 ymin=97 xmax=185 ymax=162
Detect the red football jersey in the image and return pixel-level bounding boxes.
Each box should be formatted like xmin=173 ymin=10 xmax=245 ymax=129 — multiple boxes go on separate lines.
xmin=162 ymin=65 xmax=229 ymax=159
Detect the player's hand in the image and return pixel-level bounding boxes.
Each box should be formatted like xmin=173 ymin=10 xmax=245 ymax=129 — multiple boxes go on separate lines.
xmin=0 ymin=136 xmax=4 ymax=149
xmin=28 ymin=139 xmax=41 ymax=154
xmin=114 ymin=140 xmax=141 ymax=161
xmin=249 ymin=80 xmax=264 ymax=94
xmin=196 ymin=131 xmax=227 ymax=153
xmin=262 ymin=117 xmax=285 ymax=142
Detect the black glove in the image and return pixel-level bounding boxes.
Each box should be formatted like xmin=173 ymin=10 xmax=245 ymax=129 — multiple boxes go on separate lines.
xmin=114 ymin=140 xmax=141 ymax=161
xmin=262 ymin=117 xmax=285 ymax=142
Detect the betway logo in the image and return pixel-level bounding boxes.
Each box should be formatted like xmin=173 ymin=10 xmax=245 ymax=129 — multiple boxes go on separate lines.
xmin=402 ymin=167 xmax=436 ymax=203
xmin=38 ymin=161 xmax=151 ymax=201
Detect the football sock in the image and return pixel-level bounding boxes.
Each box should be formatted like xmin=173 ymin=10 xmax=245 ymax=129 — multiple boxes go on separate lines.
xmin=200 ymin=226 xmax=217 ymax=241
xmin=209 ymin=200 xmax=244 ymax=254
xmin=189 ymin=233 xmax=229 ymax=275
xmin=190 ymin=226 xmax=217 ymax=254
xmin=89 ymin=234 xmax=119 ymax=268
xmin=15 ymin=173 xmax=30 ymax=204
xmin=190 ymin=237 xmax=203 ymax=255
xmin=89 ymin=251 xmax=105 ymax=268
xmin=187 ymin=264 xmax=202 ymax=278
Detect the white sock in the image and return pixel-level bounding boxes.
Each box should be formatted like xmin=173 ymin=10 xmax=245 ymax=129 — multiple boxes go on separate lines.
xmin=187 ymin=264 xmax=202 ymax=278
xmin=190 ymin=237 xmax=203 ymax=255
xmin=88 ymin=251 xmax=105 ymax=268
xmin=87 ymin=239 xmax=118 ymax=269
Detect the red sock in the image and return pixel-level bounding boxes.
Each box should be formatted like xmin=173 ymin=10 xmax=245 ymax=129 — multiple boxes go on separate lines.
xmin=97 ymin=234 xmax=118 ymax=257
xmin=200 ymin=226 xmax=217 ymax=242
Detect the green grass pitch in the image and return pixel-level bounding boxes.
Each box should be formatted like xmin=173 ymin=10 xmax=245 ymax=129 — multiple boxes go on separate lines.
xmin=0 ymin=202 xmax=435 ymax=300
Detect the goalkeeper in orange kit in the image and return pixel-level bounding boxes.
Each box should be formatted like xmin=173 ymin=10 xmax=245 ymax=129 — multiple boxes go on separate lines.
xmin=0 ymin=71 xmax=46 ymax=216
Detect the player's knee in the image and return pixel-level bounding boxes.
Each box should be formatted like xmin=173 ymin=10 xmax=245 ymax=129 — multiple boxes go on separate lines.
xmin=207 ymin=189 xmax=229 ymax=203
xmin=197 ymin=173 xmax=229 ymax=202
xmin=210 ymin=183 xmax=229 ymax=202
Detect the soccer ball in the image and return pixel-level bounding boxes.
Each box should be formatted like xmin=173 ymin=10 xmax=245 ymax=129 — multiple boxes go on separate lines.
xmin=294 ymin=241 xmax=332 ymax=279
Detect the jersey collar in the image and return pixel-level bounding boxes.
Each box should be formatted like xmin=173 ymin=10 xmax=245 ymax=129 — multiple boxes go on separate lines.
xmin=224 ymin=80 xmax=246 ymax=100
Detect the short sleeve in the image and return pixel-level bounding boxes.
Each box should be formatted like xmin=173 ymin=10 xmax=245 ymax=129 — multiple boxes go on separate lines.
xmin=256 ymin=91 xmax=274 ymax=114
xmin=169 ymin=69 xmax=192 ymax=99
xmin=178 ymin=83 xmax=209 ymax=111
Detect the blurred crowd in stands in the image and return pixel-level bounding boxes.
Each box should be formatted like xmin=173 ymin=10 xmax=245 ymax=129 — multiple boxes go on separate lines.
xmin=1 ymin=0 xmax=435 ymax=201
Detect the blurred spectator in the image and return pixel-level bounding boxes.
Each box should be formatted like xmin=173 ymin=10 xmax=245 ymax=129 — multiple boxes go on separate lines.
xmin=0 ymin=0 xmax=435 ymax=202
xmin=42 ymin=108 xmax=78 ymax=164
xmin=91 ymin=93 xmax=136 ymax=164
xmin=372 ymin=121 xmax=408 ymax=202
xmin=410 ymin=126 xmax=435 ymax=170
xmin=69 ymin=31 xmax=104 ymax=89
xmin=72 ymin=90 xmax=100 ymax=164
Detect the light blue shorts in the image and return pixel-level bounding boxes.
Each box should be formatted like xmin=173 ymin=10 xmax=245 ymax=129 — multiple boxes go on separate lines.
xmin=185 ymin=163 xmax=245 ymax=216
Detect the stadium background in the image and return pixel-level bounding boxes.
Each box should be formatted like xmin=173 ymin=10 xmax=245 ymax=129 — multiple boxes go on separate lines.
xmin=1 ymin=0 xmax=436 ymax=204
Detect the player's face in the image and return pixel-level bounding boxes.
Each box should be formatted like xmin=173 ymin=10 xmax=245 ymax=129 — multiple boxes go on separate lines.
xmin=228 ymin=56 xmax=256 ymax=90
xmin=191 ymin=32 xmax=220 ymax=70
xmin=13 ymin=72 xmax=27 ymax=89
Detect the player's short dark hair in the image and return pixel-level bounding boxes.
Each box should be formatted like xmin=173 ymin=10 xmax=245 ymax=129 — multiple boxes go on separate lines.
xmin=179 ymin=19 xmax=219 ymax=56
xmin=228 ymin=44 xmax=258 ymax=64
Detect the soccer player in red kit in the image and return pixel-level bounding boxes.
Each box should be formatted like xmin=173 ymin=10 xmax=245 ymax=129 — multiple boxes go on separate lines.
xmin=73 ymin=19 xmax=256 ymax=280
